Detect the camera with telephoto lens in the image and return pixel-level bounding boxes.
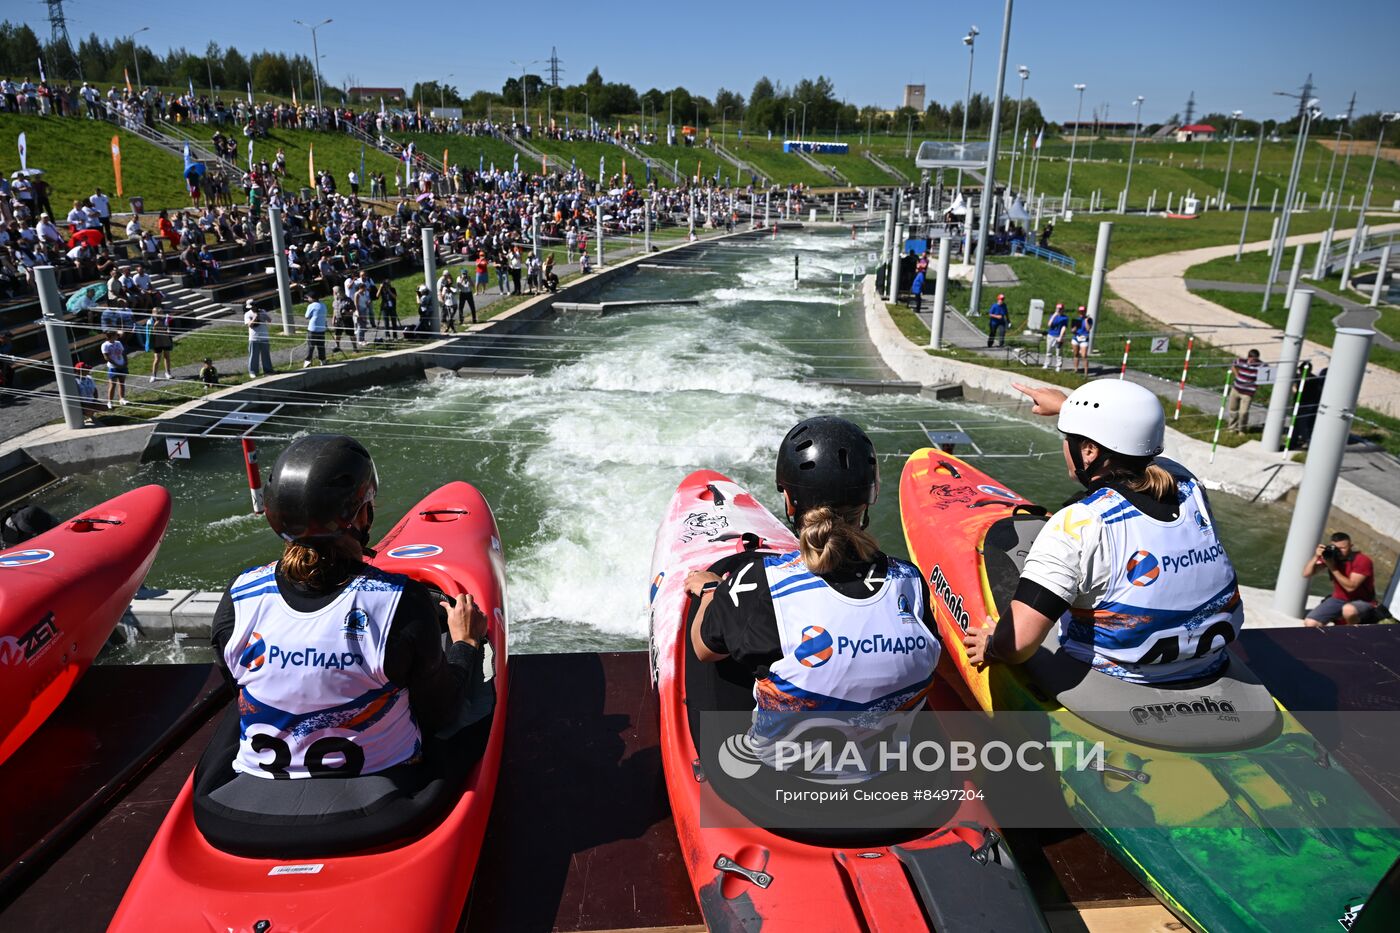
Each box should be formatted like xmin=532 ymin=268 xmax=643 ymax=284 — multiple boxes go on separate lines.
xmin=1321 ymin=544 xmax=1342 ymax=562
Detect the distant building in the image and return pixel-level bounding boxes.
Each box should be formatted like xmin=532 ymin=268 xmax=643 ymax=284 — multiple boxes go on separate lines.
xmin=347 ymin=86 xmax=406 ymax=103
xmin=903 ymin=84 xmax=925 ymax=111
xmin=1175 ymin=123 xmax=1217 ymax=142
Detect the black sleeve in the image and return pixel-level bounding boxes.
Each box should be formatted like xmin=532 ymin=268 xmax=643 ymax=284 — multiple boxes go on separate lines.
xmin=210 ymin=580 xmax=238 ymax=693
xmin=697 ymin=553 xmax=783 ymax=675
xmin=916 ymin=574 xmax=945 ymax=645
xmin=382 ymin=580 xmax=485 ymax=737
xmin=1013 ymin=577 xmax=1070 ymax=622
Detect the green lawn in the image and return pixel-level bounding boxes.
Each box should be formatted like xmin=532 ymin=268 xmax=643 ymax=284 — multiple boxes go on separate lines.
xmin=1190 ymin=287 xmax=1400 ymax=372
xmin=3 ymin=113 xmax=188 ymax=209
xmin=727 ymin=139 xmax=831 ymax=187
xmin=394 ymin=131 xmax=523 ymax=178
xmin=1185 ymin=246 xmax=1393 ymax=311
xmin=808 ymin=150 xmax=900 ymax=186
xmin=634 ymin=143 xmax=731 ymax=185
xmin=883 ymin=297 xmax=1249 ymax=449
xmin=177 ymin=124 xmax=403 ymax=191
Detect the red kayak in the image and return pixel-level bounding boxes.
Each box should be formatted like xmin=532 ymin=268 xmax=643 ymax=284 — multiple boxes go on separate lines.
xmin=0 ymin=484 xmax=171 ymax=766
xmin=648 ymin=470 xmax=1046 ymax=931
xmin=109 ymin=481 xmax=508 ymax=932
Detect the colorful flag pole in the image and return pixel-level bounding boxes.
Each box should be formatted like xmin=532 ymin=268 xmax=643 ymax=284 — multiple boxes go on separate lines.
xmin=246 ymin=82 xmax=253 ymax=105
xmin=37 ymin=57 xmax=45 ymax=83
xmin=1208 ymin=369 xmax=1232 ymax=463
xmin=111 ymin=135 xmax=123 ymax=196
xmin=124 ymin=68 xmax=133 ymax=96
xmin=1119 ymin=339 xmax=1131 ymax=379
xmin=17 ymin=132 xmax=27 ymax=175
xmin=1281 ymin=361 xmax=1313 ymax=458
xmin=599 ymin=155 xmax=605 ymax=184
xmin=308 ymin=143 xmax=315 ymax=182
xmin=1172 ymin=336 xmax=1195 ymax=421
xmin=443 ymin=148 xmax=448 ymax=175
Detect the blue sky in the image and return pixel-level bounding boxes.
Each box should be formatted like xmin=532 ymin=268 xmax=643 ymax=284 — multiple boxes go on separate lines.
xmin=48 ymin=0 xmax=1400 ymax=124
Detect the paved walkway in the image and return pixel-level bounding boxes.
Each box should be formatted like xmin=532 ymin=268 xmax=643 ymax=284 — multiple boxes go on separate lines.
xmin=1107 ymin=223 xmax=1400 ymax=417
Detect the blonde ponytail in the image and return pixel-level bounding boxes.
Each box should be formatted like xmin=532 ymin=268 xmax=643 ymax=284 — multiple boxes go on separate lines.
xmin=278 ymin=538 xmax=360 ymax=590
xmin=798 ymin=504 xmax=879 ymax=575
xmin=1123 ymin=463 xmax=1176 ymax=502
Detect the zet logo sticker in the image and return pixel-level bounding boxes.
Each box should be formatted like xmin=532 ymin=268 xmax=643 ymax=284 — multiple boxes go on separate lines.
xmin=976 ymin=484 xmax=1018 ymax=500
xmin=386 ymin=544 xmax=443 ymax=559
xmin=1125 ymin=550 xmax=1161 ymax=587
xmin=0 ymin=548 xmax=55 ymax=568
xmin=794 ymin=625 xmax=834 ymax=668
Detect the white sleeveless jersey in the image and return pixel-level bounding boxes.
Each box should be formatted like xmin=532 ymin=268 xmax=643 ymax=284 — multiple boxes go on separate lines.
xmin=223 ymin=563 xmax=420 ymax=779
xmin=1060 ymin=478 xmax=1242 ymax=684
xmin=754 ymin=551 xmax=940 ymax=733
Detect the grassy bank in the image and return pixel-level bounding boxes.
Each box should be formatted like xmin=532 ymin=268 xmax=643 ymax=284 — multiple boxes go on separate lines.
xmin=1189 ymin=287 xmax=1400 ymax=371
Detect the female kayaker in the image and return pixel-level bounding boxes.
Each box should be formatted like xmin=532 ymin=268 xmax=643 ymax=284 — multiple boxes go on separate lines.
xmin=686 ymin=416 xmax=941 ymax=728
xmin=964 ymin=380 xmax=1243 ymax=684
xmin=210 ymin=434 xmax=489 ymax=780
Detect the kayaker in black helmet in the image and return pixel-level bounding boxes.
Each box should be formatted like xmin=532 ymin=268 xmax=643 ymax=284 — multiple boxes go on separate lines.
xmin=686 ymin=416 xmax=942 ymax=719
xmin=210 ymin=434 xmax=488 ymax=780
xmin=964 ymin=381 xmax=1244 ymax=684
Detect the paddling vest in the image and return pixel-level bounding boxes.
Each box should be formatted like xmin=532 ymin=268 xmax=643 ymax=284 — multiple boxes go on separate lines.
xmin=223 ymin=563 xmax=420 ymax=780
xmin=753 ymin=551 xmax=938 ymax=739
xmin=1060 ymin=479 xmax=1243 ymax=684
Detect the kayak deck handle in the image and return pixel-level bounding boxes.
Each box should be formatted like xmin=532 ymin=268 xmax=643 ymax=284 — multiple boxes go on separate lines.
xmin=714 ymin=855 xmax=772 ymax=889
xmin=418 ymin=508 xmax=470 ymax=523
xmin=70 ymin=517 xmax=124 ymax=526
xmin=931 ymin=459 xmax=962 ymax=479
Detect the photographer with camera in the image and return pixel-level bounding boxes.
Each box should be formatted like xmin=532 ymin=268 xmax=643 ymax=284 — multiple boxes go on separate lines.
xmin=1302 ymin=532 xmax=1383 ymax=626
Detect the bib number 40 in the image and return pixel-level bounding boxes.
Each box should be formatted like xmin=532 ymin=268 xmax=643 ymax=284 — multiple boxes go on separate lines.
xmin=1135 ymin=619 xmax=1237 ymax=666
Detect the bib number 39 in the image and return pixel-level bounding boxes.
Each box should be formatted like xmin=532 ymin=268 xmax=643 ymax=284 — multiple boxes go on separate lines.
xmin=250 ymin=734 xmax=366 ymax=779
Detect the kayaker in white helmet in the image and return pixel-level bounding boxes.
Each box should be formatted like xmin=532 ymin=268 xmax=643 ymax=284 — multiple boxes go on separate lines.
xmin=963 ymin=381 xmax=1244 ymax=684
xmin=210 ymin=434 xmax=489 ymax=780
xmin=687 ymin=416 xmax=942 ymax=741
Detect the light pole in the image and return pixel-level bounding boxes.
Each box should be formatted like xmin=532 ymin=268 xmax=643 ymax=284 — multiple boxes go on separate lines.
xmin=510 ymin=59 xmax=542 ymax=130
xmin=1064 ymin=82 xmax=1086 ymax=209
xmin=582 ymin=92 xmax=590 ymax=130
xmin=1220 ymin=110 xmax=1242 ymax=203
xmin=1262 ymin=100 xmax=1322 ymax=311
xmin=1315 ymin=125 xmax=1353 ymax=278
xmin=128 ymin=26 xmax=150 ymax=92
xmin=1236 ymin=118 xmax=1269 ymax=260
xmin=800 ymin=101 xmax=809 ymax=140
xmin=1321 ymin=114 xmax=1349 ymax=201
xmin=721 ymin=106 xmax=731 ymax=146
xmin=293 ymin=18 xmax=331 ymax=112
xmin=1124 ymin=95 xmax=1144 ymax=212
xmin=957 ymin=26 xmax=979 ymax=188
xmin=905 ymin=114 xmax=914 ymax=158
xmin=968 ymin=0 xmax=1014 ymax=334
xmin=1340 ymin=112 xmax=1400 ymax=287
xmin=1009 ymin=65 xmax=1029 ymax=193
xmin=787 ymin=108 xmax=796 ymax=140
xmin=438 ymin=73 xmax=454 ymax=112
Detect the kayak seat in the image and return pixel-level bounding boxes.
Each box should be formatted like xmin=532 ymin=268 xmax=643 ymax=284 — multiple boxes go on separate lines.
xmin=191 ymin=704 xmax=491 ymax=859
xmin=981 ymin=514 xmax=1282 ymax=751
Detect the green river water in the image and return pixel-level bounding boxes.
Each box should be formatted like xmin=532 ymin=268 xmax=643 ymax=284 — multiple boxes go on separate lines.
xmin=33 ymin=230 xmax=1289 ymax=660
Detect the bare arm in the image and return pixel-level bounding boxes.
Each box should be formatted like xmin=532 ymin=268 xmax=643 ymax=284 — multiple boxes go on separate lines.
xmin=963 ymin=599 xmax=1058 ymax=667
xmin=1302 ymin=544 xmax=1324 ymax=579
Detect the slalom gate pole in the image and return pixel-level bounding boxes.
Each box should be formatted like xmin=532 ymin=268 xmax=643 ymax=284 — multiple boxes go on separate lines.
xmin=1209 ymin=369 xmax=1232 ymax=464
xmin=241 ymin=438 xmax=265 ymax=514
xmin=1172 ymin=335 xmax=1195 ymax=421
xmin=1281 ymin=361 xmax=1312 ymax=458
xmin=1119 ymin=339 xmax=1131 ymax=379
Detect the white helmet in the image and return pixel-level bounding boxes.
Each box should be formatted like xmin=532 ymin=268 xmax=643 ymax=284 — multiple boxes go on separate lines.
xmin=1057 ymin=379 xmax=1165 ymax=458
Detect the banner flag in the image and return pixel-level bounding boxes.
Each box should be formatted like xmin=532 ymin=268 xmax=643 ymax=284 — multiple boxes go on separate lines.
xmin=18 ymin=132 xmax=27 ymax=174
xmin=111 ymin=135 xmax=123 ymax=196
xmin=308 ymin=143 xmax=315 ymax=181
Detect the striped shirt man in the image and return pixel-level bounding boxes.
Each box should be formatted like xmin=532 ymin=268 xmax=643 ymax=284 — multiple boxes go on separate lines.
xmin=1232 ymin=353 xmax=1261 ymax=396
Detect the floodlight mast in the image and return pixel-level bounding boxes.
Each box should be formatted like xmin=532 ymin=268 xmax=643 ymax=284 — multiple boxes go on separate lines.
xmin=1261 ymin=99 xmax=1323 ymax=310
xmin=1009 ymin=65 xmax=1030 ymax=195
xmin=1124 ymin=95 xmax=1145 ymax=211
xmin=1064 ymin=83 xmax=1086 ymax=211
xmin=957 ymin=26 xmax=978 ymax=189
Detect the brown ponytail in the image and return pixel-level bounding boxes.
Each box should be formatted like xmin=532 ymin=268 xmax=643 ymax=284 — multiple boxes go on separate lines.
xmin=278 ymin=538 xmax=361 ymax=590
xmin=798 ymin=504 xmax=880 ymax=575
xmin=1124 ymin=463 xmax=1177 ymax=501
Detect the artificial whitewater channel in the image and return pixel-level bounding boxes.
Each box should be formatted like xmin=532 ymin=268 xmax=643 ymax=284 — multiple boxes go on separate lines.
xmin=36 ymin=229 xmax=1290 ymax=660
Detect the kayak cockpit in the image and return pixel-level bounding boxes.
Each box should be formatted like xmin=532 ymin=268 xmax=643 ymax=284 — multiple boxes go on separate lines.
xmin=982 ymin=513 xmax=1283 ymax=751
xmin=191 ymin=706 xmax=492 ymax=858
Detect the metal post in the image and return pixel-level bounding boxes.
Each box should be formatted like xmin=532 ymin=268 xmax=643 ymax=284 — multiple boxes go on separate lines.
xmin=888 ymin=224 xmax=904 ymax=303
xmin=1124 ymin=96 xmax=1143 ymax=211
xmin=36 ymin=266 xmax=83 ymax=430
xmin=1064 ymin=83 xmax=1086 ymax=208
xmin=596 ymin=212 xmax=604 ymax=268
xmin=1284 ymin=243 xmax=1304 ymax=309
xmin=1371 ymin=244 xmax=1392 ymax=307
xmin=1266 ymin=217 xmax=1280 ymax=258
xmin=1342 ymin=120 xmax=1394 ymax=289
xmin=1084 ymin=221 xmax=1112 ymax=358
xmin=1273 ymin=326 xmax=1375 ymax=617
xmin=644 ymin=201 xmax=651 ymax=252
xmin=1235 ymin=125 xmax=1266 ymax=261
xmin=420 ymin=226 xmax=439 ymax=332
xmin=268 ymin=205 xmax=294 ymax=335
xmin=1260 ymin=289 xmax=1312 ymax=452
xmin=929 ymin=236 xmax=951 ymax=349
xmin=967 ymin=0 xmax=1014 ymax=325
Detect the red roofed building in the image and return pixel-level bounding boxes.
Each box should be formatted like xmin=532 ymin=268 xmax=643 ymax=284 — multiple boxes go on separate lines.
xmin=1175 ymin=123 xmax=1217 ymax=142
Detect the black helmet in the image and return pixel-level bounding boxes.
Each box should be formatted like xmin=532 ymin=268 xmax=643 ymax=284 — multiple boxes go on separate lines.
xmin=264 ymin=435 xmax=378 ymax=544
xmin=775 ymin=416 xmax=879 ymax=525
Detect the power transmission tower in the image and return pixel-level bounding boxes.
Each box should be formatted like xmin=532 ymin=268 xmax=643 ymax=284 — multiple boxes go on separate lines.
xmin=44 ymin=0 xmax=82 ymax=79
xmin=1183 ymin=91 xmax=1196 ymax=126
xmin=547 ymin=47 xmax=563 ymax=88
xmin=1296 ymin=74 xmax=1315 ymax=121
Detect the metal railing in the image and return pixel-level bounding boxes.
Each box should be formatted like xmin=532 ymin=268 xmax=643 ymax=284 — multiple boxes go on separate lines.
xmin=1012 ymin=241 xmax=1077 ymax=271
